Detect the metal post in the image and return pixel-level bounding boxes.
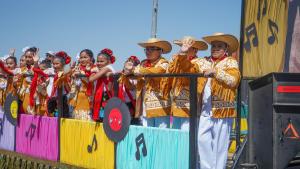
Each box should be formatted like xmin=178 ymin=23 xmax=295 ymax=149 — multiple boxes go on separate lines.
xmin=113 ymin=74 xmax=120 ymax=97
xmin=57 ymin=86 xmax=63 ymax=118
xmin=189 ymin=76 xmax=198 ymax=169
xmin=57 ymin=85 xmax=64 ymax=161
xmin=236 ymin=0 xmax=246 ymax=149
xmin=151 ymin=0 xmax=158 ymax=38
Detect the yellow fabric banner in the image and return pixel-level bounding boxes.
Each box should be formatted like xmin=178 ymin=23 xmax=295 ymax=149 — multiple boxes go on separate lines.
xmin=60 ymin=118 xmax=114 ymax=169
xmin=242 ymin=0 xmax=289 ymax=78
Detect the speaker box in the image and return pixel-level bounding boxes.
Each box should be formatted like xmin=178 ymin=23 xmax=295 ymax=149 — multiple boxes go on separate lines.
xmin=248 ymin=73 xmax=300 ymax=169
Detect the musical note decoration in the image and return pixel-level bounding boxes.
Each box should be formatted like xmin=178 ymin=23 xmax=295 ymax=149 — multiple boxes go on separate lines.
xmin=244 ymin=23 xmax=259 ymax=52
xmin=268 ymin=19 xmax=279 ymax=45
xmin=135 ymin=133 xmax=147 ymax=161
xmin=103 ymin=97 xmax=131 ymax=143
xmin=0 ymin=118 xmax=3 ymax=135
xmin=25 ymin=123 xmax=37 ymax=140
xmin=257 ymin=0 xmax=267 ymax=21
xmin=87 ymin=134 xmax=98 ymax=153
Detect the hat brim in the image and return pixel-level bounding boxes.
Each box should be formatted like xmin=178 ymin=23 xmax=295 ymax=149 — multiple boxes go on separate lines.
xmin=138 ymin=41 xmax=172 ymax=54
xmin=46 ymin=53 xmax=55 ymax=57
xmin=173 ymin=40 xmax=208 ymax=51
xmin=203 ymin=34 xmax=239 ymax=53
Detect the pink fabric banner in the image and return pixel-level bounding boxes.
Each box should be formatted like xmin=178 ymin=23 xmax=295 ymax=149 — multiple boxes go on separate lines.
xmin=16 ymin=114 xmax=59 ymax=161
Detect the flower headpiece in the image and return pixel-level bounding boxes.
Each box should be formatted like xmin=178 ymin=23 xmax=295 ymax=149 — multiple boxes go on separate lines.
xmin=55 ymin=51 xmax=71 ymax=64
xmin=100 ymin=48 xmax=115 ymax=64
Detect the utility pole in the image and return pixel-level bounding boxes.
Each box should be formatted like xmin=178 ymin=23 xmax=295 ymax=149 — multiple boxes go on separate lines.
xmin=151 ymin=0 xmax=158 ymax=38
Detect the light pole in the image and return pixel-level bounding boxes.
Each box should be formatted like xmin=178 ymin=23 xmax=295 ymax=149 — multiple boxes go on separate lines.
xmin=151 ymin=0 xmax=158 ymax=38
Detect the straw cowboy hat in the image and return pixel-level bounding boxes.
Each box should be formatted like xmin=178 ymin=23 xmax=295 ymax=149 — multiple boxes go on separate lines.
xmin=203 ymin=33 xmax=239 ymax=53
xmin=138 ymin=38 xmax=172 ymax=54
xmin=174 ymin=36 xmax=208 ymax=51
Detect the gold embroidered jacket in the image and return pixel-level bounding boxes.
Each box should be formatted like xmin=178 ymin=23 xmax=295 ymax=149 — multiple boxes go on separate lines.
xmin=194 ymin=56 xmax=241 ymax=118
xmin=133 ymin=57 xmax=171 ymax=118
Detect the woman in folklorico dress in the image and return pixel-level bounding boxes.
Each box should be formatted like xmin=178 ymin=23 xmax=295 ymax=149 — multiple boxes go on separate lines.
xmin=89 ymin=48 xmax=116 ymax=122
xmin=48 ymin=51 xmax=72 ymax=117
xmin=69 ymin=49 xmax=95 ymax=120
xmin=19 ymin=47 xmax=40 ymax=114
xmin=118 ymin=55 xmax=141 ymax=125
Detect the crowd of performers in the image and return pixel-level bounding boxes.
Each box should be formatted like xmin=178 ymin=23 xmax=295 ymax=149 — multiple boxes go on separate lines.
xmin=0 ymin=33 xmax=240 ymax=169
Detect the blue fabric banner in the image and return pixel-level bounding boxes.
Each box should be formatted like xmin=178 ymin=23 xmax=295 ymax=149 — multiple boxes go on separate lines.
xmin=117 ymin=125 xmax=189 ymax=169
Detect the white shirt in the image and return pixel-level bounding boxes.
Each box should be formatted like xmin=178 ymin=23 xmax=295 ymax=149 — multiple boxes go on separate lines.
xmin=201 ymin=78 xmax=212 ymax=117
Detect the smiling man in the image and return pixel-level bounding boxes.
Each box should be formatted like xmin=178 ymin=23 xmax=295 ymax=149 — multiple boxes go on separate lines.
xmin=133 ymin=38 xmax=172 ymax=128
xmin=195 ymin=33 xmax=241 ymax=169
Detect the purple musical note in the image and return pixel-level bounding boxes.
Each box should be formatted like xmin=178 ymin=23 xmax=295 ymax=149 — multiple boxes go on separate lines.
xmin=25 ymin=123 xmax=36 ymax=140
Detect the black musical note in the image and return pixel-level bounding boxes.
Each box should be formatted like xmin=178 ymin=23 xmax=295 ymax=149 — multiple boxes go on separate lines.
xmin=135 ymin=133 xmax=147 ymax=161
xmin=0 ymin=118 xmax=3 ymax=135
xmin=257 ymin=0 xmax=267 ymax=21
xmin=25 ymin=123 xmax=37 ymax=140
xmin=244 ymin=23 xmax=259 ymax=52
xmin=268 ymin=19 xmax=279 ymax=45
xmin=87 ymin=134 xmax=98 ymax=153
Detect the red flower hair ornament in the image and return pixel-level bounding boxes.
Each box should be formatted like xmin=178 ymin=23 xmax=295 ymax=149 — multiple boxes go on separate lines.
xmin=55 ymin=51 xmax=71 ymax=64
xmin=100 ymin=48 xmax=115 ymax=64
xmin=127 ymin=55 xmax=140 ymax=66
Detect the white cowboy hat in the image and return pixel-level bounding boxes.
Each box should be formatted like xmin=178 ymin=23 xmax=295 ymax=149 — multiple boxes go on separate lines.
xmin=203 ymin=33 xmax=239 ymax=53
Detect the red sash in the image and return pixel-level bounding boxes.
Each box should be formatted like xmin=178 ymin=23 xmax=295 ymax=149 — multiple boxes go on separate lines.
xmin=29 ymin=68 xmax=48 ymax=107
xmin=92 ymin=77 xmax=113 ymax=120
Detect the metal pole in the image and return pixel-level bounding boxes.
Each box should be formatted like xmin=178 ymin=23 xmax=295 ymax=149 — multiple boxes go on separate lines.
xmin=57 ymin=86 xmax=63 ymax=118
xmin=113 ymin=74 xmax=120 ymax=97
xmin=236 ymin=0 xmax=246 ymax=150
xmin=151 ymin=0 xmax=158 ymax=38
xmin=57 ymin=85 xmax=63 ymax=161
xmin=189 ymin=76 xmax=198 ymax=169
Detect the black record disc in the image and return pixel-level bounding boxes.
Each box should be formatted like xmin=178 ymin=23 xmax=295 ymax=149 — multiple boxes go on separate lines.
xmin=103 ymin=97 xmax=131 ymax=143
xmin=4 ymin=93 xmax=19 ymax=126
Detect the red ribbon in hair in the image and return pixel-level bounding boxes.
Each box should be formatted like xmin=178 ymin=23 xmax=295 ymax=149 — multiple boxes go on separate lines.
xmin=29 ymin=68 xmax=49 ymax=107
xmin=0 ymin=61 xmax=13 ymax=76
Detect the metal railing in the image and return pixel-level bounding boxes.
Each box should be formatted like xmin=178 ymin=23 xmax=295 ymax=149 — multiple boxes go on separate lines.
xmin=1 ymin=72 xmax=241 ymax=169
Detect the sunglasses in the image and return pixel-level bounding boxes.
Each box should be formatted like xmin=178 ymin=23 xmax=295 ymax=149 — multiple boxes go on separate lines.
xmin=144 ymin=47 xmax=162 ymax=53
